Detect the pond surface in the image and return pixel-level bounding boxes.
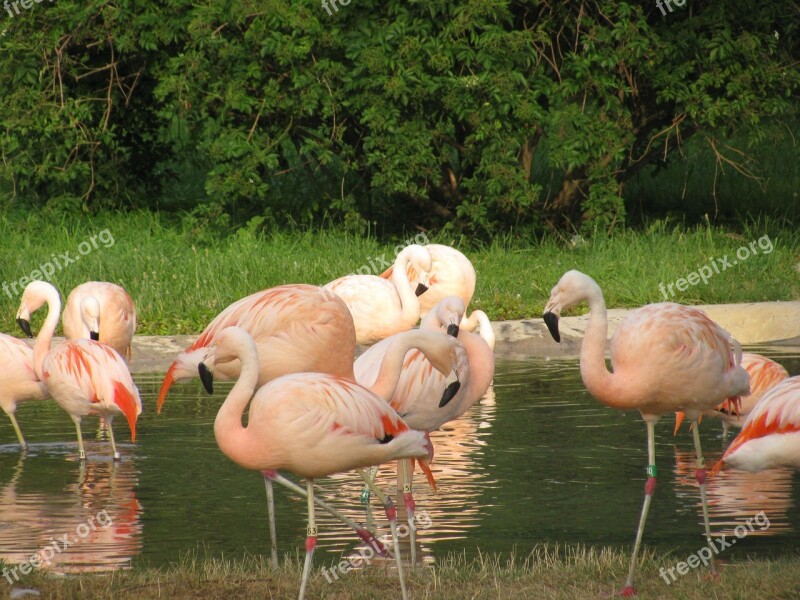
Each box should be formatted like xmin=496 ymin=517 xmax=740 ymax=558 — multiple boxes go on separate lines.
xmin=1 ymin=346 xmax=799 ymax=574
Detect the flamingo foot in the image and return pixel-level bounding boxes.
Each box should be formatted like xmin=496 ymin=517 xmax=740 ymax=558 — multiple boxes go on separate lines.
xmin=355 ymin=527 xmax=389 ymax=557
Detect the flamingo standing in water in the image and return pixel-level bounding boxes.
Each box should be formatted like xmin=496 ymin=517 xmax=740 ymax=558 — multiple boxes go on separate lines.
xmin=380 ymin=244 xmax=476 ymax=319
xmin=542 ymin=270 xmax=749 ymax=595
xmin=675 ymin=353 xmax=788 ymax=436
xmin=325 ymin=244 xmax=432 ymax=344
xmin=0 ymin=335 xmax=49 ymax=450
xmin=201 ymin=326 xmax=463 ymax=600
xmin=353 ymin=297 xmax=495 ymax=562
xmin=16 ymin=281 xmax=141 ymax=461
xmin=157 ymin=283 xmax=388 ymax=563
xmin=715 ymin=376 xmax=800 ymax=472
xmin=62 ymin=281 xmax=137 ymax=363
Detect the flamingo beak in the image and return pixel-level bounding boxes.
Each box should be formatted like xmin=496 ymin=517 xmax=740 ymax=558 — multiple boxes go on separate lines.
xmin=439 ymin=380 xmax=461 ymax=407
xmin=90 ymin=330 xmax=100 ymax=341
xmin=16 ymin=318 xmax=33 ymax=338
xmin=446 ymin=323 xmax=459 ymax=338
xmin=673 ymin=412 xmax=685 ymax=436
xmin=543 ymin=312 xmax=560 ymax=343
xmin=198 ymin=362 xmax=214 ymax=394
xmin=414 ymin=283 xmax=428 ymax=297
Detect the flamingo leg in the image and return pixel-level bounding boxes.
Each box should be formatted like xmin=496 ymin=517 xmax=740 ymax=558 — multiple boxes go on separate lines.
xmin=106 ymin=418 xmax=121 ymax=461
xmin=692 ymin=420 xmax=718 ymax=576
xmin=297 ymin=479 xmax=317 ymax=600
xmin=621 ymin=418 xmax=657 ymax=596
xmin=72 ymin=416 xmax=86 ymax=461
xmin=358 ymin=469 xmax=409 ymax=600
xmin=400 ymin=459 xmax=417 ymax=565
xmin=263 ymin=472 xmax=279 ymax=568
xmin=263 ymin=470 xmax=388 ymax=557
xmin=7 ymin=412 xmax=27 ymax=451
xmin=361 ymin=466 xmax=378 ymax=531
xmin=721 ymin=420 xmax=730 ymax=439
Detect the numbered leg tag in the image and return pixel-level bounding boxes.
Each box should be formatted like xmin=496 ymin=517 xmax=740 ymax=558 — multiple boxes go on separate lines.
xmin=646 ymin=464 xmax=657 ymax=478
xmin=307 ymin=525 xmax=318 ymax=537
xmin=403 ymin=483 xmax=412 ymax=493
xmin=360 ymin=489 xmax=371 ymax=504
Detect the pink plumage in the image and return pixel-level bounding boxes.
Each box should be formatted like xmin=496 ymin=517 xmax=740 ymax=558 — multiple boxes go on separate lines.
xmin=0 ymin=334 xmax=49 ymax=449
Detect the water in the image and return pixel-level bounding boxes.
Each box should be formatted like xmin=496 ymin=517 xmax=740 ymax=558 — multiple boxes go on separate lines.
xmin=1 ymin=346 xmax=799 ymax=574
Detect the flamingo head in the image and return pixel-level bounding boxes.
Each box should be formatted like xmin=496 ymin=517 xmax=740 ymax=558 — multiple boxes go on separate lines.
xmin=80 ymin=296 xmax=101 ymax=341
xmin=397 ymin=244 xmax=432 ymax=296
xmin=16 ymin=280 xmax=59 ymax=338
xmin=543 ymin=270 xmax=601 ymax=343
xmin=422 ymin=296 xmax=465 ymax=338
xmin=197 ymin=326 xmax=255 ymax=395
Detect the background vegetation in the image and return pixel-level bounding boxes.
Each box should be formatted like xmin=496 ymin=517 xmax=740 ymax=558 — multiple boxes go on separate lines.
xmin=1 ymin=1 xmax=798 ymax=238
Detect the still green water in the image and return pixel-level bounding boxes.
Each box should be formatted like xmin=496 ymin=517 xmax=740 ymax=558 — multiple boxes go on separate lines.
xmin=1 ymin=347 xmax=799 ymax=573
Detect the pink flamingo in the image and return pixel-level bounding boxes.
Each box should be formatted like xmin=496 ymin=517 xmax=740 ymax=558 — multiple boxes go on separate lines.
xmin=353 ymin=296 xmax=495 ymax=562
xmin=0 ymin=335 xmax=49 ymax=450
xmin=62 ymin=281 xmax=137 ymax=363
xmin=16 ymin=281 xmax=141 ymax=461
xmin=675 ymin=353 xmax=789 ymax=436
xmin=380 ymin=244 xmax=476 ymax=320
xmin=461 ymin=309 xmax=496 ymax=350
xmin=202 ymin=326 xmax=463 ymax=600
xmin=715 ymin=376 xmax=800 ymax=472
xmin=325 ymin=244 xmax=432 ymax=344
xmin=542 ymin=270 xmax=749 ymax=595
xmin=157 ymin=284 xmax=391 ymax=564
xmin=157 ymin=284 xmax=356 ymax=412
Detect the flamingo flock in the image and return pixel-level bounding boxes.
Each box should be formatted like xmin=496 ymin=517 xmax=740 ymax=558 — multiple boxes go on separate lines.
xmin=1 ymin=244 xmax=797 ymax=598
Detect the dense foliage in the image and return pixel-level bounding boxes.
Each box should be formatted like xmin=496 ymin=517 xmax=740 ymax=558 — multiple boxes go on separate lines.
xmin=1 ymin=1 xmax=798 ymax=236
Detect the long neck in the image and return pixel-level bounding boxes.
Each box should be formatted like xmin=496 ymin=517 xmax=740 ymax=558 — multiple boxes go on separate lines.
xmin=465 ymin=310 xmax=495 ymax=350
xmin=391 ymin=256 xmax=420 ymax=323
xmin=578 ymin=287 xmax=624 ymax=408
xmin=33 ymin=290 xmax=62 ymax=380
xmin=370 ymin=330 xmax=433 ymax=401
xmin=213 ymin=341 xmax=262 ymax=468
xmin=458 ymin=332 xmax=495 ymax=411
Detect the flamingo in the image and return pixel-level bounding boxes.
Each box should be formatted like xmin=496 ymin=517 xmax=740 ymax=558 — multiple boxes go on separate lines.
xmin=157 ymin=284 xmax=390 ymax=564
xmin=380 ymin=243 xmax=476 ymax=319
xmin=353 ymin=296 xmax=495 ymax=562
xmin=461 ymin=309 xmax=496 ymax=350
xmin=157 ymin=284 xmax=356 ymax=412
xmin=324 ymin=244 xmax=432 ymax=344
xmin=542 ymin=270 xmax=749 ymax=595
xmin=0 ymin=335 xmax=49 ymax=450
xmin=675 ymin=353 xmax=789 ymax=436
xmin=62 ymin=281 xmax=137 ymax=363
xmin=201 ymin=326 xmax=463 ymax=600
xmin=715 ymin=376 xmax=800 ymax=472
xmin=16 ymin=281 xmax=141 ymax=461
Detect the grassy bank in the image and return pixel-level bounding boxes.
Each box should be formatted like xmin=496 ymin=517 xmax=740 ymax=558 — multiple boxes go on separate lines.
xmin=2 ymin=547 xmax=799 ymax=599
xmin=0 ymin=212 xmax=797 ymax=335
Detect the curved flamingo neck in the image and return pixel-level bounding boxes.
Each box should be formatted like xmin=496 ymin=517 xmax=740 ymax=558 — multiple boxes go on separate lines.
xmin=578 ymin=284 xmax=624 ymax=409
xmin=465 ymin=311 xmax=495 ymax=350
xmin=213 ymin=334 xmax=265 ymax=469
xmin=458 ymin=332 xmax=495 ymax=409
xmin=391 ymin=253 xmax=421 ymax=325
xmin=33 ymin=288 xmax=62 ymax=380
xmin=370 ymin=330 xmax=436 ymax=401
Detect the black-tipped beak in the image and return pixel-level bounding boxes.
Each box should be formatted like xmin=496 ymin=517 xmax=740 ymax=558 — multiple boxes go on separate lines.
xmin=17 ymin=318 xmax=33 ymax=338
xmin=446 ymin=323 xmax=459 ymax=338
xmin=415 ymin=283 xmax=429 ymax=297
xmin=439 ymin=380 xmax=461 ymax=407
xmin=198 ymin=363 xmax=214 ymax=394
xmin=90 ymin=331 xmax=100 ymax=341
xmin=543 ymin=312 xmax=560 ymax=343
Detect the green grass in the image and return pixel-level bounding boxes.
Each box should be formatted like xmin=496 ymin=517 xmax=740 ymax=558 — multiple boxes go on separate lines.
xmin=0 ymin=211 xmax=797 ymax=335
xmin=2 ymin=546 xmax=799 ymax=599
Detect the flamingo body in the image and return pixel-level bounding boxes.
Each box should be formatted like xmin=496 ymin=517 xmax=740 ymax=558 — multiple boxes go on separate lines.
xmin=0 ymin=334 xmax=49 ymax=448
xmin=157 ymin=284 xmax=356 ymax=412
xmin=325 ymin=244 xmax=431 ymax=345
xmin=62 ymin=281 xmax=137 ymax=362
xmin=381 ymin=244 xmax=476 ymax=319
xmin=719 ymin=376 xmax=800 ymax=472
xmin=718 ymin=353 xmax=789 ymax=428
